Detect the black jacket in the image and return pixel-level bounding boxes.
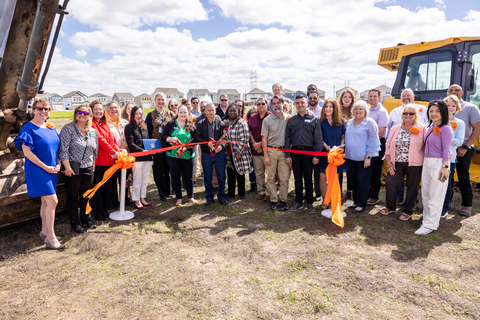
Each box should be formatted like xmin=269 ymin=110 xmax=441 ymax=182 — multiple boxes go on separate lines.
xmin=216 ymin=105 xmax=228 ymax=119
xmin=194 ymin=115 xmax=226 ymax=153
xmin=124 ymin=122 xmax=152 ymax=162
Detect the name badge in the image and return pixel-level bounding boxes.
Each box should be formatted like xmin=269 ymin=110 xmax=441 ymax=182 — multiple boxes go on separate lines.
xmin=158 ymin=127 xmax=163 ymax=134
xmin=304 ymin=119 xmax=312 ymax=123
xmin=88 ymin=131 xmax=96 ymax=138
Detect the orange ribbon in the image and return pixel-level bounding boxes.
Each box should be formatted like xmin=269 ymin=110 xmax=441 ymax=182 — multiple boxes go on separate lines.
xmin=322 ymin=148 xmax=345 ymax=228
xmin=83 ymin=151 xmax=135 ymax=214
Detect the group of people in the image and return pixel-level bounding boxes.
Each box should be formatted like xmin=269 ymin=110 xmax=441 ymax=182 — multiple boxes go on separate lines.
xmin=15 ymin=82 xmax=479 ymax=249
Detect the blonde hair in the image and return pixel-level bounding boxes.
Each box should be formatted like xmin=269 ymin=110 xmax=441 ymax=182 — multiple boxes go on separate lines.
xmin=69 ymin=103 xmax=93 ymax=130
xmin=401 ymin=103 xmax=418 ymax=125
xmin=339 ymin=88 xmax=356 ymax=120
xmin=443 ymin=95 xmax=462 ymax=114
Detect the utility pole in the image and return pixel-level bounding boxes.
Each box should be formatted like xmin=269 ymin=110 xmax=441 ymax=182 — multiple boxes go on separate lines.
xmin=250 ymin=70 xmax=258 ymax=89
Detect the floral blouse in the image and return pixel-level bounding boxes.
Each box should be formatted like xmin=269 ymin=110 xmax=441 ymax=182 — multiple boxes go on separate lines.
xmin=395 ymin=127 xmax=412 ymax=163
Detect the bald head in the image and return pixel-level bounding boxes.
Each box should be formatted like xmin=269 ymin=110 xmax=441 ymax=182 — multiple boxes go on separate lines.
xmin=401 ymin=88 xmax=415 ymax=106
xmin=447 ymin=84 xmax=463 ymax=100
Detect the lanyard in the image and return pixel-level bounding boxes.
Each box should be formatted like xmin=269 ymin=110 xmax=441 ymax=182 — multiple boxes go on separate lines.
xmin=155 ymin=108 xmax=165 ymax=124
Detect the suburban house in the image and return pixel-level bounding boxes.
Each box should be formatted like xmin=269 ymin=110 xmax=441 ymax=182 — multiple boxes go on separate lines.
xmin=135 ymin=93 xmax=153 ymax=108
xmin=151 ymin=88 xmax=185 ymax=106
xmin=336 ymin=86 xmax=359 ymax=100
xmin=63 ymin=91 xmax=88 ymax=110
xmin=282 ymin=89 xmax=296 ymax=101
xmin=294 ymin=90 xmax=308 ymax=99
xmin=36 ymin=92 xmax=64 ymax=110
xmin=88 ymin=93 xmax=112 ymax=106
xmin=216 ymin=89 xmax=240 ymax=103
xmin=187 ymin=89 xmax=214 ymax=103
xmin=112 ymin=93 xmax=135 ymax=107
xmin=359 ymin=85 xmax=392 ymax=103
xmin=244 ymin=88 xmax=269 ymax=103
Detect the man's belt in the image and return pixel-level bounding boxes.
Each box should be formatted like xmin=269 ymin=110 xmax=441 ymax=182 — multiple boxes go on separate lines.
xmin=292 ymin=146 xmax=314 ymax=150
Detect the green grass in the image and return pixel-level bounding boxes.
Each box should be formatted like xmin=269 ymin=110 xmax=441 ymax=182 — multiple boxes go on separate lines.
xmin=49 ymin=110 xmax=74 ymax=119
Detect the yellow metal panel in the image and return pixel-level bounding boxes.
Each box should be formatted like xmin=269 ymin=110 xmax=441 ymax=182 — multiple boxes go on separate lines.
xmin=378 ymin=37 xmax=480 ymax=71
xmin=382 ymin=98 xmax=429 ymax=114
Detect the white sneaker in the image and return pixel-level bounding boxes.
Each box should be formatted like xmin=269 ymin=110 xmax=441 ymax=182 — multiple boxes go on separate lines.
xmin=414 ymin=225 xmax=433 ymax=235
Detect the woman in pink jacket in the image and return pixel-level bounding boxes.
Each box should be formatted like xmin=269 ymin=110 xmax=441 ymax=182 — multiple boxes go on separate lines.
xmin=381 ymin=104 xmax=427 ymax=220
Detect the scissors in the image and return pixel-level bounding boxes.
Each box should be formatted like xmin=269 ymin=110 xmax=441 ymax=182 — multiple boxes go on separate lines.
xmin=175 ymin=138 xmax=194 ymax=157
xmin=209 ymin=131 xmax=227 ymax=156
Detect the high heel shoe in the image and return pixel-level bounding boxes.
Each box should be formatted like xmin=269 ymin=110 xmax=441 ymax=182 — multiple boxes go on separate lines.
xmin=71 ymin=223 xmax=86 ymax=233
xmin=135 ymin=202 xmax=145 ymax=210
xmin=141 ymin=202 xmax=152 ymax=207
xmin=39 ymin=232 xmax=61 ymax=241
xmin=44 ymin=237 xmax=65 ymax=250
xmin=83 ymin=221 xmax=97 ymax=229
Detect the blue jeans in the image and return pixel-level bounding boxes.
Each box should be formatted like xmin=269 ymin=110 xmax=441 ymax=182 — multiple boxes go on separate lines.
xmin=442 ymin=162 xmax=456 ymax=214
xmin=202 ymin=150 xmax=227 ymax=201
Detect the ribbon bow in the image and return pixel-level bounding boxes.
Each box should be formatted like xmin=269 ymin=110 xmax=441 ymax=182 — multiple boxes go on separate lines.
xmin=323 ymin=148 xmax=345 ymax=228
xmin=83 ymin=151 xmax=135 ymax=214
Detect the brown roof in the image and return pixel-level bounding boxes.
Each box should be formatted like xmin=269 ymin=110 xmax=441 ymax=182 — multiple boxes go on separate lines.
xmin=153 ymin=88 xmax=183 ymax=94
xmin=218 ymin=89 xmax=240 ymax=95
xmin=113 ymin=92 xmax=135 ymax=98
xmin=63 ymin=91 xmax=88 ymax=98
xmin=89 ymin=93 xmax=111 ymax=98
xmin=247 ymin=88 xmax=268 ymax=95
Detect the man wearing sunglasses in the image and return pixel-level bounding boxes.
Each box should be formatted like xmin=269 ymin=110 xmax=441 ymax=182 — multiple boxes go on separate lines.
xmin=191 ymin=97 xmax=201 ymax=117
xmin=216 ymin=95 xmax=229 ymax=118
xmin=249 ymin=97 xmax=271 ymax=201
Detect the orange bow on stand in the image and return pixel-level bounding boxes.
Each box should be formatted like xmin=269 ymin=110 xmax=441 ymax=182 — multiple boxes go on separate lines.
xmin=322 ymin=148 xmax=346 ymax=228
xmin=83 ymin=151 xmax=135 ymax=214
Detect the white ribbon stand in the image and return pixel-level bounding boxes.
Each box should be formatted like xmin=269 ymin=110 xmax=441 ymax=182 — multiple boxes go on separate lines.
xmin=321 ymin=209 xmax=347 ymax=219
xmin=109 ymin=168 xmax=135 ymax=221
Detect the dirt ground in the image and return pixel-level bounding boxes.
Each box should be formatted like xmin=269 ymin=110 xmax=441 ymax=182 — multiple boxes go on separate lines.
xmin=0 ymin=170 xmax=479 ymax=319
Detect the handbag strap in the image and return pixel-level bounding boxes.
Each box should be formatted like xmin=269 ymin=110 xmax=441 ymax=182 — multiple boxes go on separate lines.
xmin=75 ymin=125 xmax=89 ymax=163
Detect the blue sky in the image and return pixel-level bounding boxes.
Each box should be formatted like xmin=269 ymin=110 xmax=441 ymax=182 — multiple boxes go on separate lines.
xmin=43 ymin=0 xmax=480 ymax=97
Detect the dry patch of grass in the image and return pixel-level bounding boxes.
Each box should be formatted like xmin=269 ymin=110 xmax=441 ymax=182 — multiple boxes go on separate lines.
xmin=1 ymin=178 xmax=480 ymax=319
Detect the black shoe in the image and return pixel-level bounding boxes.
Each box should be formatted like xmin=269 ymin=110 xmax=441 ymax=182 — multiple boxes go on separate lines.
xmin=219 ymin=198 xmax=228 ymax=206
xmin=345 ymin=191 xmax=352 ymax=199
xmin=125 ymin=198 xmax=134 ymax=206
xmin=160 ymin=196 xmax=167 ymax=202
xmin=307 ymin=203 xmax=315 ymax=214
xmin=238 ymin=194 xmax=246 ymax=200
xmin=204 ymin=199 xmax=214 ymax=206
xmin=249 ymin=182 xmax=257 ymax=193
xmin=279 ymin=201 xmax=289 ymax=211
xmin=228 ymin=194 xmax=236 ymax=199
xmin=289 ymin=202 xmax=303 ymax=211
xmin=83 ymin=221 xmax=97 ymax=229
xmin=71 ymin=224 xmax=86 ymax=233
xmin=268 ymin=202 xmax=278 ymax=210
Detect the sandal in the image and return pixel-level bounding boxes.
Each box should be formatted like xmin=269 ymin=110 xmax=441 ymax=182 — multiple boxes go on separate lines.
xmin=380 ymin=208 xmax=395 ymax=215
xmin=399 ymin=213 xmax=411 ymax=221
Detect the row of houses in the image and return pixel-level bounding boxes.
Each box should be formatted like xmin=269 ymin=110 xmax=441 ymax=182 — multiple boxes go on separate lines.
xmin=37 ymin=85 xmax=392 ymax=110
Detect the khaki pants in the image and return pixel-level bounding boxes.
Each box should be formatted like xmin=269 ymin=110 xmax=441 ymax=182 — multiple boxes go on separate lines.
xmin=266 ymin=149 xmax=289 ymax=202
xmin=252 ymin=155 xmax=268 ymax=195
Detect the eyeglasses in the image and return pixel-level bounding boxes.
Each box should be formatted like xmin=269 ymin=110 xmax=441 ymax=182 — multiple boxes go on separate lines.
xmin=309 ymin=97 xmax=318 ymax=100
xmin=256 ymin=103 xmax=266 ymax=106
xmin=220 ymin=99 xmax=228 ymax=102
xmin=35 ymin=107 xmax=50 ymax=112
xmin=236 ymin=104 xmax=242 ymax=107
xmin=76 ymin=110 xmax=90 ymax=116
xmin=403 ymin=112 xmax=415 ymax=116
xmin=108 ymin=107 xmax=119 ymax=110
xmin=192 ymin=101 xmax=199 ymax=104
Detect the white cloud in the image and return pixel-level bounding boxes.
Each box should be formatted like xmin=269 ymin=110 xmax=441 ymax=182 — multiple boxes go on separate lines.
xmin=42 ymin=0 xmax=480 ymax=98
xmin=69 ymin=0 xmax=208 ymax=28
xmin=435 ymin=0 xmax=446 ymax=10
xmin=75 ymin=49 xmax=87 ymax=57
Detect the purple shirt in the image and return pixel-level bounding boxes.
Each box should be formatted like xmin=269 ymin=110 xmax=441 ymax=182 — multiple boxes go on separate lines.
xmin=424 ymin=125 xmax=453 ymax=161
xmin=248 ymin=111 xmax=271 ymax=156
xmin=368 ymin=103 xmax=388 ymax=138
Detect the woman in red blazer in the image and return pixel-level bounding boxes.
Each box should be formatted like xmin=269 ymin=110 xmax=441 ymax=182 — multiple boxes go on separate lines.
xmin=89 ymin=100 xmax=124 ymax=220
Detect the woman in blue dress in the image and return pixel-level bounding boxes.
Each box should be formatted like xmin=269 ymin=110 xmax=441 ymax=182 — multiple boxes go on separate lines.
xmin=14 ymin=99 xmax=64 ymax=250
xmin=317 ymin=98 xmax=348 ymax=209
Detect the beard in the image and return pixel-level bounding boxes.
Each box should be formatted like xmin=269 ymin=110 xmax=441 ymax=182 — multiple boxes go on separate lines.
xmin=273 ymin=106 xmax=283 ymax=113
xmin=309 ymin=101 xmax=318 ymax=107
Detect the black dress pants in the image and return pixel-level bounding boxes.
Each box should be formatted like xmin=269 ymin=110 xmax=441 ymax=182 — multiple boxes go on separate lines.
xmin=152 ymin=152 xmax=171 ymax=198
xmin=227 ymin=154 xmax=246 ymax=197
xmin=291 ymin=152 xmax=314 ymax=204
xmin=62 ymin=166 xmax=94 ymax=226
xmin=456 ymin=147 xmax=475 ymax=207
xmin=369 ymin=137 xmax=386 ymax=199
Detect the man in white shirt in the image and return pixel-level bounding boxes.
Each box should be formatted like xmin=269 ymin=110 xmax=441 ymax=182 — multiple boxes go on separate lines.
xmin=307 ymin=91 xmax=322 ymax=118
xmin=386 ymin=88 xmax=428 ymax=138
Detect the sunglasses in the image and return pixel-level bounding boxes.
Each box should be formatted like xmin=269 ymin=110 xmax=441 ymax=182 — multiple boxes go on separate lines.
xmin=309 ymin=97 xmax=318 ymax=100
xmin=76 ymin=110 xmax=90 ymax=116
xmin=220 ymin=99 xmax=228 ymax=102
xmin=192 ymin=101 xmax=199 ymax=104
xmin=170 ymin=104 xmax=178 ymax=107
xmin=36 ymin=107 xmax=50 ymax=112
xmin=256 ymin=103 xmax=266 ymax=106
xmin=403 ymin=112 xmax=415 ymax=116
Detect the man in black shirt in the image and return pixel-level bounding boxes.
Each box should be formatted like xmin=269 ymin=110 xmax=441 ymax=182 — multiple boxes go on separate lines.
xmin=194 ymin=104 xmax=228 ymax=206
xmin=284 ymin=95 xmax=323 ymax=213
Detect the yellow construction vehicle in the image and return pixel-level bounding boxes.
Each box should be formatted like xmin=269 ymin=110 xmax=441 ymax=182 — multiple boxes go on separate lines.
xmin=378 ymin=37 xmax=480 ymax=185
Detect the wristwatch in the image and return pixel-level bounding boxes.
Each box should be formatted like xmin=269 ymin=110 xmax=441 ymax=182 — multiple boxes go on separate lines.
xmin=365 ymin=156 xmax=371 ymax=160
xmin=443 ymin=165 xmax=449 ymax=168
xmin=460 ymin=144 xmax=469 ymax=149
